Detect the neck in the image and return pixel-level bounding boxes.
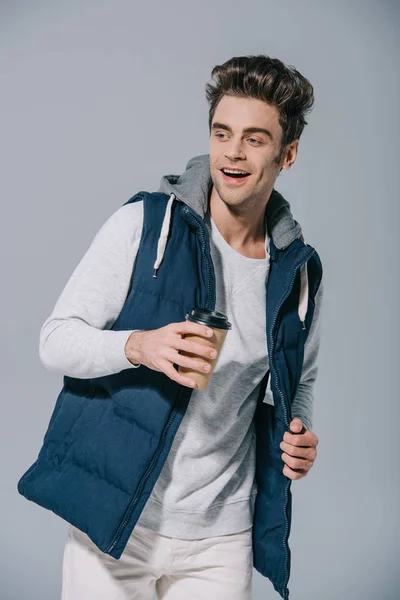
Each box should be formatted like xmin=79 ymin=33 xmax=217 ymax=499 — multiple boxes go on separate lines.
xmin=208 ymin=185 xmax=271 ymax=257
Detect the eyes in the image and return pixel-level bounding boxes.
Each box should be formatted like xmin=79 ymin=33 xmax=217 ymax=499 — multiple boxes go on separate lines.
xmin=214 ymin=133 xmax=262 ymax=146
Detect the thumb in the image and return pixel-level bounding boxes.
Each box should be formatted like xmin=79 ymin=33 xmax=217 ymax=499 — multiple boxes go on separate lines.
xmin=290 ymin=417 xmax=303 ymax=433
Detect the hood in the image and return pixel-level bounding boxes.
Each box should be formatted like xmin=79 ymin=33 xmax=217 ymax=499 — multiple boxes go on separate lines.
xmin=157 ymin=153 xmax=304 ymax=250
xmin=153 ymin=153 xmax=309 ymax=328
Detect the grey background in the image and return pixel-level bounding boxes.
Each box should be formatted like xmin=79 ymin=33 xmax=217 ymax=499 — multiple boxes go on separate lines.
xmin=1 ymin=1 xmax=399 ymax=599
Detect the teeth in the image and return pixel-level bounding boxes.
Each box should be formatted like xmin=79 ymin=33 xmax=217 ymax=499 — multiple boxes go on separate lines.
xmin=223 ymin=169 xmax=249 ymax=175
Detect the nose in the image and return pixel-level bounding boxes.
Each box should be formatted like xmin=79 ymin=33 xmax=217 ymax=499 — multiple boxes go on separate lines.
xmin=224 ymin=138 xmax=246 ymax=161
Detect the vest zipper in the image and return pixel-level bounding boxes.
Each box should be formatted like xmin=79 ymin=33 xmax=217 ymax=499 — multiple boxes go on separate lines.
xmin=107 ymin=389 xmax=183 ymax=554
xmin=182 ymin=207 xmax=214 ymax=310
xmin=269 ymin=247 xmax=315 ymax=599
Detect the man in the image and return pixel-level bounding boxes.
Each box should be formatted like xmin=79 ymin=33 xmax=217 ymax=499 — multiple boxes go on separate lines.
xmin=18 ymin=55 xmax=323 ymax=600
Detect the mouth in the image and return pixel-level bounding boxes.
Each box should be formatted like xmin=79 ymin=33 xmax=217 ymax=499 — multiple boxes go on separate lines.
xmin=219 ymin=168 xmax=252 ymax=184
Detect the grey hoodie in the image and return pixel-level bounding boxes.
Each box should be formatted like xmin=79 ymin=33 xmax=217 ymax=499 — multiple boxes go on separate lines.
xmin=39 ymin=153 xmax=323 ymax=540
xmin=157 ymin=153 xmax=304 ymax=249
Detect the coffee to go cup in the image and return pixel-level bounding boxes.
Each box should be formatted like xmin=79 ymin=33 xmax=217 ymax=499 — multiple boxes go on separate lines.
xmin=178 ymin=307 xmax=232 ymax=390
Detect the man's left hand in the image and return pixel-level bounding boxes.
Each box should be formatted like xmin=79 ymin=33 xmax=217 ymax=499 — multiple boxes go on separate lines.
xmin=280 ymin=418 xmax=319 ymax=480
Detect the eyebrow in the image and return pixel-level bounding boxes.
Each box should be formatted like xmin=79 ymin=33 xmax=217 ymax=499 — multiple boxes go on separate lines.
xmin=211 ymin=122 xmax=274 ymax=142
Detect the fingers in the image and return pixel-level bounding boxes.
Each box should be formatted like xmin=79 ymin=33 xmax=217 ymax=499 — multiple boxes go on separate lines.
xmin=279 ymin=441 xmax=317 ymax=461
xmin=169 ymin=321 xmax=214 ymax=340
xmin=281 ymin=450 xmax=314 ymax=471
xmin=281 ymin=436 xmax=317 ymax=480
xmin=175 ymin=337 xmax=218 ymax=361
xmin=283 ymin=429 xmax=318 ymax=447
xmin=161 ymin=360 xmax=197 ymax=388
xmin=283 ymin=464 xmax=308 ymax=480
xmin=166 ymin=347 xmax=211 ymax=375
xmin=167 ymin=322 xmax=218 ymax=367
xmin=161 ymin=321 xmax=218 ymax=388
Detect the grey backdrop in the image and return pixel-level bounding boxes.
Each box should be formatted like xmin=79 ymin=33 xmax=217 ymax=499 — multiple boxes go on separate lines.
xmin=1 ymin=1 xmax=399 ymax=599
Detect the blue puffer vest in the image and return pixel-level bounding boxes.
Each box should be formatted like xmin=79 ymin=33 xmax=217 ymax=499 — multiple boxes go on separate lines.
xmin=18 ymin=190 xmax=323 ymax=599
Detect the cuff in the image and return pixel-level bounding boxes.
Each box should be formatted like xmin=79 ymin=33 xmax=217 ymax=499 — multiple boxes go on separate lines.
xmin=105 ymin=329 xmax=141 ymax=372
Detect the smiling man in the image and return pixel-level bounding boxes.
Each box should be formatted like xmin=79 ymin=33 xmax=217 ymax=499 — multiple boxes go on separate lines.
xmin=18 ymin=55 xmax=323 ymax=600
xmin=209 ymin=95 xmax=297 ymax=255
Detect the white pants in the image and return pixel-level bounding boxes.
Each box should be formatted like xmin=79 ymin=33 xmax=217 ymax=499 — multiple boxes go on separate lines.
xmin=61 ymin=522 xmax=253 ymax=600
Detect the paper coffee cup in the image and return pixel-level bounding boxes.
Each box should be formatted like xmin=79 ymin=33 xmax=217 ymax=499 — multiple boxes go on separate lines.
xmin=178 ymin=308 xmax=232 ymax=390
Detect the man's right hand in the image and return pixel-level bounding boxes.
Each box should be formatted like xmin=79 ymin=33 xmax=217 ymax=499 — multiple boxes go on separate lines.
xmin=124 ymin=322 xmax=218 ymax=388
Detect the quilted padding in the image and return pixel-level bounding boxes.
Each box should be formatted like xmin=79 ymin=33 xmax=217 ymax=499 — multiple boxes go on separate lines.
xmin=17 ymin=191 xmax=323 ymax=600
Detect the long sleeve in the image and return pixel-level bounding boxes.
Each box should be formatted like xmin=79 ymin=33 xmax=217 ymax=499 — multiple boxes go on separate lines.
xmin=39 ymin=201 xmax=144 ymax=379
xmin=291 ymin=276 xmax=324 ymax=432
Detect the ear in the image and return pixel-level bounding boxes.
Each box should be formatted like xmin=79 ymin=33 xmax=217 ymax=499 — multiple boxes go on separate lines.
xmin=281 ymin=140 xmax=299 ymax=170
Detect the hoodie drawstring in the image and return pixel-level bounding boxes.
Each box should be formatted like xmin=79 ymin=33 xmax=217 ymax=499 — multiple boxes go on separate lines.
xmin=153 ymin=193 xmax=176 ymax=278
xmin=153 ymin=191 xmax=309 ymax=329
xmin=298 ymin=262 xmax=309 ymax=330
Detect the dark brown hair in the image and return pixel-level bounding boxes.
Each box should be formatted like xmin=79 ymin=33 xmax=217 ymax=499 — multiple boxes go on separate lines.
xmin=205 ymin=55 xmax=314 ymax=160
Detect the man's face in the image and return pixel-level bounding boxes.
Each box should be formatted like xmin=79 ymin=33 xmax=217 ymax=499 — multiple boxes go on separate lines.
xmin=209 ymin=95 xmax=296 ymax=210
